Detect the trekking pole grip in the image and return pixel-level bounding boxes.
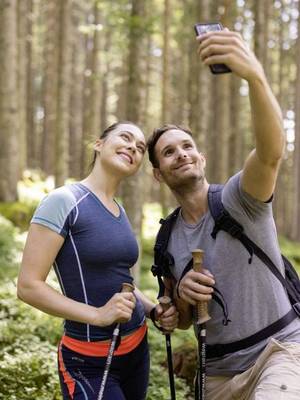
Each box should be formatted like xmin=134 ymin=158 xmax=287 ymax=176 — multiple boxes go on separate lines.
xmin=121 ymin=282 xmax=135 ymax=293
xmin=192 ymin=249 xmax=211 ymax=325
xmin=158 ymin=295 xmax=172 ymax=312
xmin=158 ymin=296 xmax=172 ymax=333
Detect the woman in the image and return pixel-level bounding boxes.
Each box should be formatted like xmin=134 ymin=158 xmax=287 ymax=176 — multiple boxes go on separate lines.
xmin=17 ymin=121 xmax=177 ymax=400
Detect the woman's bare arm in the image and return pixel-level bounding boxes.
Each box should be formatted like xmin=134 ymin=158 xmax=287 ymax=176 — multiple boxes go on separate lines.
xmin=18 ymin=224 xmax=135 ymax=326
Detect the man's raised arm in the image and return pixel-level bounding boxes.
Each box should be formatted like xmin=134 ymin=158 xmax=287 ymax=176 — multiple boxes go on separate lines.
xmin=197 ymin=29 xmax=285 ymax=201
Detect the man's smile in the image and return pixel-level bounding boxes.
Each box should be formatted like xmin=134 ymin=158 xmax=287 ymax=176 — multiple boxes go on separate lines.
xmin=173 ymin=162 xmax=193 ymax=170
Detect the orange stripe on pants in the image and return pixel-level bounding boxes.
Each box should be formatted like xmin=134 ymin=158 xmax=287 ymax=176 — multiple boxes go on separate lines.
xmin=58 ymin=342 xmax=76 ymax=399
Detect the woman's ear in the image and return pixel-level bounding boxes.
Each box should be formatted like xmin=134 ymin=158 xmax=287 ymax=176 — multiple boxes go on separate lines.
xmin=93 ymin=138 xmax=104 ymax=152
xmin=153 ymin=167 xmax=164 ymax=183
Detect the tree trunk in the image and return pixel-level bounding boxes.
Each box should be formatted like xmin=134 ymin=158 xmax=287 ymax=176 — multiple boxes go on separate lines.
xmin=26 ymin=0 xmax=37 ymax=169
xmin=115 ymin=54 xmax=128 ymax=121
xmin=171 ymin=40 xmax=188 ymax=125
xmin=69 ymin=2 xmax=86 ymax=180
xmin=55 ymin=0 xmax=72 ymax=187
xmin=253 ymin=0 xmax=270 ymax=76
xmin=125 ymin=1 xmax=145 ymax=123
xmin=100 ymin=28 xmax=112 ymax=133
xmin=161 ymin=0 xmax=171 ymax=125
xmin=197 ymin=0 xmax=211 ymax=154
xmin=89 ymin=2 xmax=102 ymax=139
xmin=227 ymin=2 xmax=242 ymax=176
xmin=274 ymin=4 xmax=286 ymax=235
xmin=292 ymin=0 xmax=300 ymax=241
xmin=187 ymin=0 xmax=211 ymax=151
xmin=122 ymin=0 xmax=146 ymax=283
xmin=208 ymin=1 xmax=231 ymax=183
xmin=81 ymin=28 xmax=93 ymax=177
xmin=0 ymin=0 xmax=19 ymax=201
xmin=228 ymin=75 xmax=242 ymax=175
xmin=159 ymin=0 xmax=172 ymax=217
xmin=41 ymin=0 xmax=58 ymax=176
xmin=81 ymin=3 xmax=102 ymax=175
xmin=17 ymin=0 xmax=28 ymax=174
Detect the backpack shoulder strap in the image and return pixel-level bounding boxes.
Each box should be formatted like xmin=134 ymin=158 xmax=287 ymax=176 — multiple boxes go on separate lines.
xmin=153 ymin=198 xmax=232 ymax=325
xmin=152 ymin=207 xmax=181 ymax=298
xmin=207 ymin=184 xmax=225 ymax=221
xmin=208 ymin=184 xmax=247 ymax=247
xmin=208 ymin=184 xmax=300 ymax=314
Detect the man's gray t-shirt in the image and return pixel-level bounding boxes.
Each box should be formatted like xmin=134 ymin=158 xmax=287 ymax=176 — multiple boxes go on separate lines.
xmin=168 ymin=172 xmax=300 ymax=376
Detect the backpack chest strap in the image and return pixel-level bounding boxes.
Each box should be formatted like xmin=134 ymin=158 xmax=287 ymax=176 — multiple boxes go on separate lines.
xmin=207 ymin=308 xmax=297 ymax=359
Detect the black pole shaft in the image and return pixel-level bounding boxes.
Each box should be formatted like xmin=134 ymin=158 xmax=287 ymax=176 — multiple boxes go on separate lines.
xmin=165 ymin=333 xmax=176 ymax=400
xmin=196 ymin=323 xmax=206 ymax=400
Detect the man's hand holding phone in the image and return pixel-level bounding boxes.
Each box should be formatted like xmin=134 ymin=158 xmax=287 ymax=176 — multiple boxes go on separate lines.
xmin=194 ymin=23 xmax=264 ymax=83
xmin=194 ymin=23 xmax=231 ymax=74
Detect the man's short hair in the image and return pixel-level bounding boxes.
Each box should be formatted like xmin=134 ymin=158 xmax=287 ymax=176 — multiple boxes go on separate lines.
xmin=147 ymin=124 xmax=193 ymax=167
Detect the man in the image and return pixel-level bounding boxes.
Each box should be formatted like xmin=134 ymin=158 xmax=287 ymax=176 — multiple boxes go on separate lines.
xmin=147 ymin=29 xmax=300 ymax=399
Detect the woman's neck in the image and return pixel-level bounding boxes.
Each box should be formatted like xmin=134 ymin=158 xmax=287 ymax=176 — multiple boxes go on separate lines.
xmin=81 ymin=167 xmax=120 ymax=201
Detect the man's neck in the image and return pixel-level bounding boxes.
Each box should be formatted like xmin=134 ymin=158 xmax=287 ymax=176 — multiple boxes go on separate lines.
xmin=173 ymin=179 xmax=209 ymax=224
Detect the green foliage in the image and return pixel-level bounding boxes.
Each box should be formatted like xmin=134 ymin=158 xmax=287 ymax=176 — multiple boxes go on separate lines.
xmin=1 ymin=170 xmax=51 ymax=231
xmin=0 ymin=284 xmax=62 ymax=351
xmin=0 ymin=202 xmax=37 ymax=231
xmin=142 ymin=203 xmax=163 ymax=237
xmin=142 ymin=235 xmax=155 ymax=256
xmin=147 ymin=327 xmax=192 ymax=400
xmin=0 ymin=215 xmax=23 ymax=280
xmin=279 ymin=236 xmax=300 ymax=272
xmin=18 ymin=170 xmax=53 ymax=203
xmin=0 ymin=340 xmax=61 ymax=400
xmin=139 ymin=253 xmax=159 ymax=305
xmin=8 ymin=169 xmax=56 ymax=231
xmin=0 ymin=283 xmax=61 ymax=399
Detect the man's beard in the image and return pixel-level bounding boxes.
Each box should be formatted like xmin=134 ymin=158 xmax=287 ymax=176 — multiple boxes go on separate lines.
xmin=169 ymin=172 xmax=205 ymax=194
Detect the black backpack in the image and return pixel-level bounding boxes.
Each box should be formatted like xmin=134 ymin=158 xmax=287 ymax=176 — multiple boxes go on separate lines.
xmin=151 ymin=184 xmax=300 ymax=358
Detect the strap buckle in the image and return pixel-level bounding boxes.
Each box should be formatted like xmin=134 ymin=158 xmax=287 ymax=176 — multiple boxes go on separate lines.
xmin=293 ymin=302 xmax=300 ymax=317
xmin=151 ymin=264 xmax=159 ymax=277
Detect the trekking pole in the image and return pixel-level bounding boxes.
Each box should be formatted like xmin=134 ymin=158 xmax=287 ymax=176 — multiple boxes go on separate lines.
xmin=192 ymin=249 xmax=211 ymax=400
xmin=158 ymin=295 xmax=176 ymax=400
xmin=97 ymin=282 xmax=135 ymax=400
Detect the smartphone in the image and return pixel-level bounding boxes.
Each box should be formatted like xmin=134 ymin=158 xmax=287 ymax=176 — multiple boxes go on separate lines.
xmin=194 ymin=22 xmax=231 ymax=74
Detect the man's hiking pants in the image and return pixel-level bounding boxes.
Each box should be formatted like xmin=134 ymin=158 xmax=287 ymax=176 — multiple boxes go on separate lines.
xmin=206 ymin=339 xmax=300 ymax=400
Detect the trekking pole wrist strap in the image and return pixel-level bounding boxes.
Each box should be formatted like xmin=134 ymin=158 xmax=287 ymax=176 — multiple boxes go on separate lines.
xmin=150 ymin=306 xmax=157 ymax=322
xmin=150 ymin=305 xmax=165 ymax=332
xmin=175 ymin=281 xmax=181 ymax=299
